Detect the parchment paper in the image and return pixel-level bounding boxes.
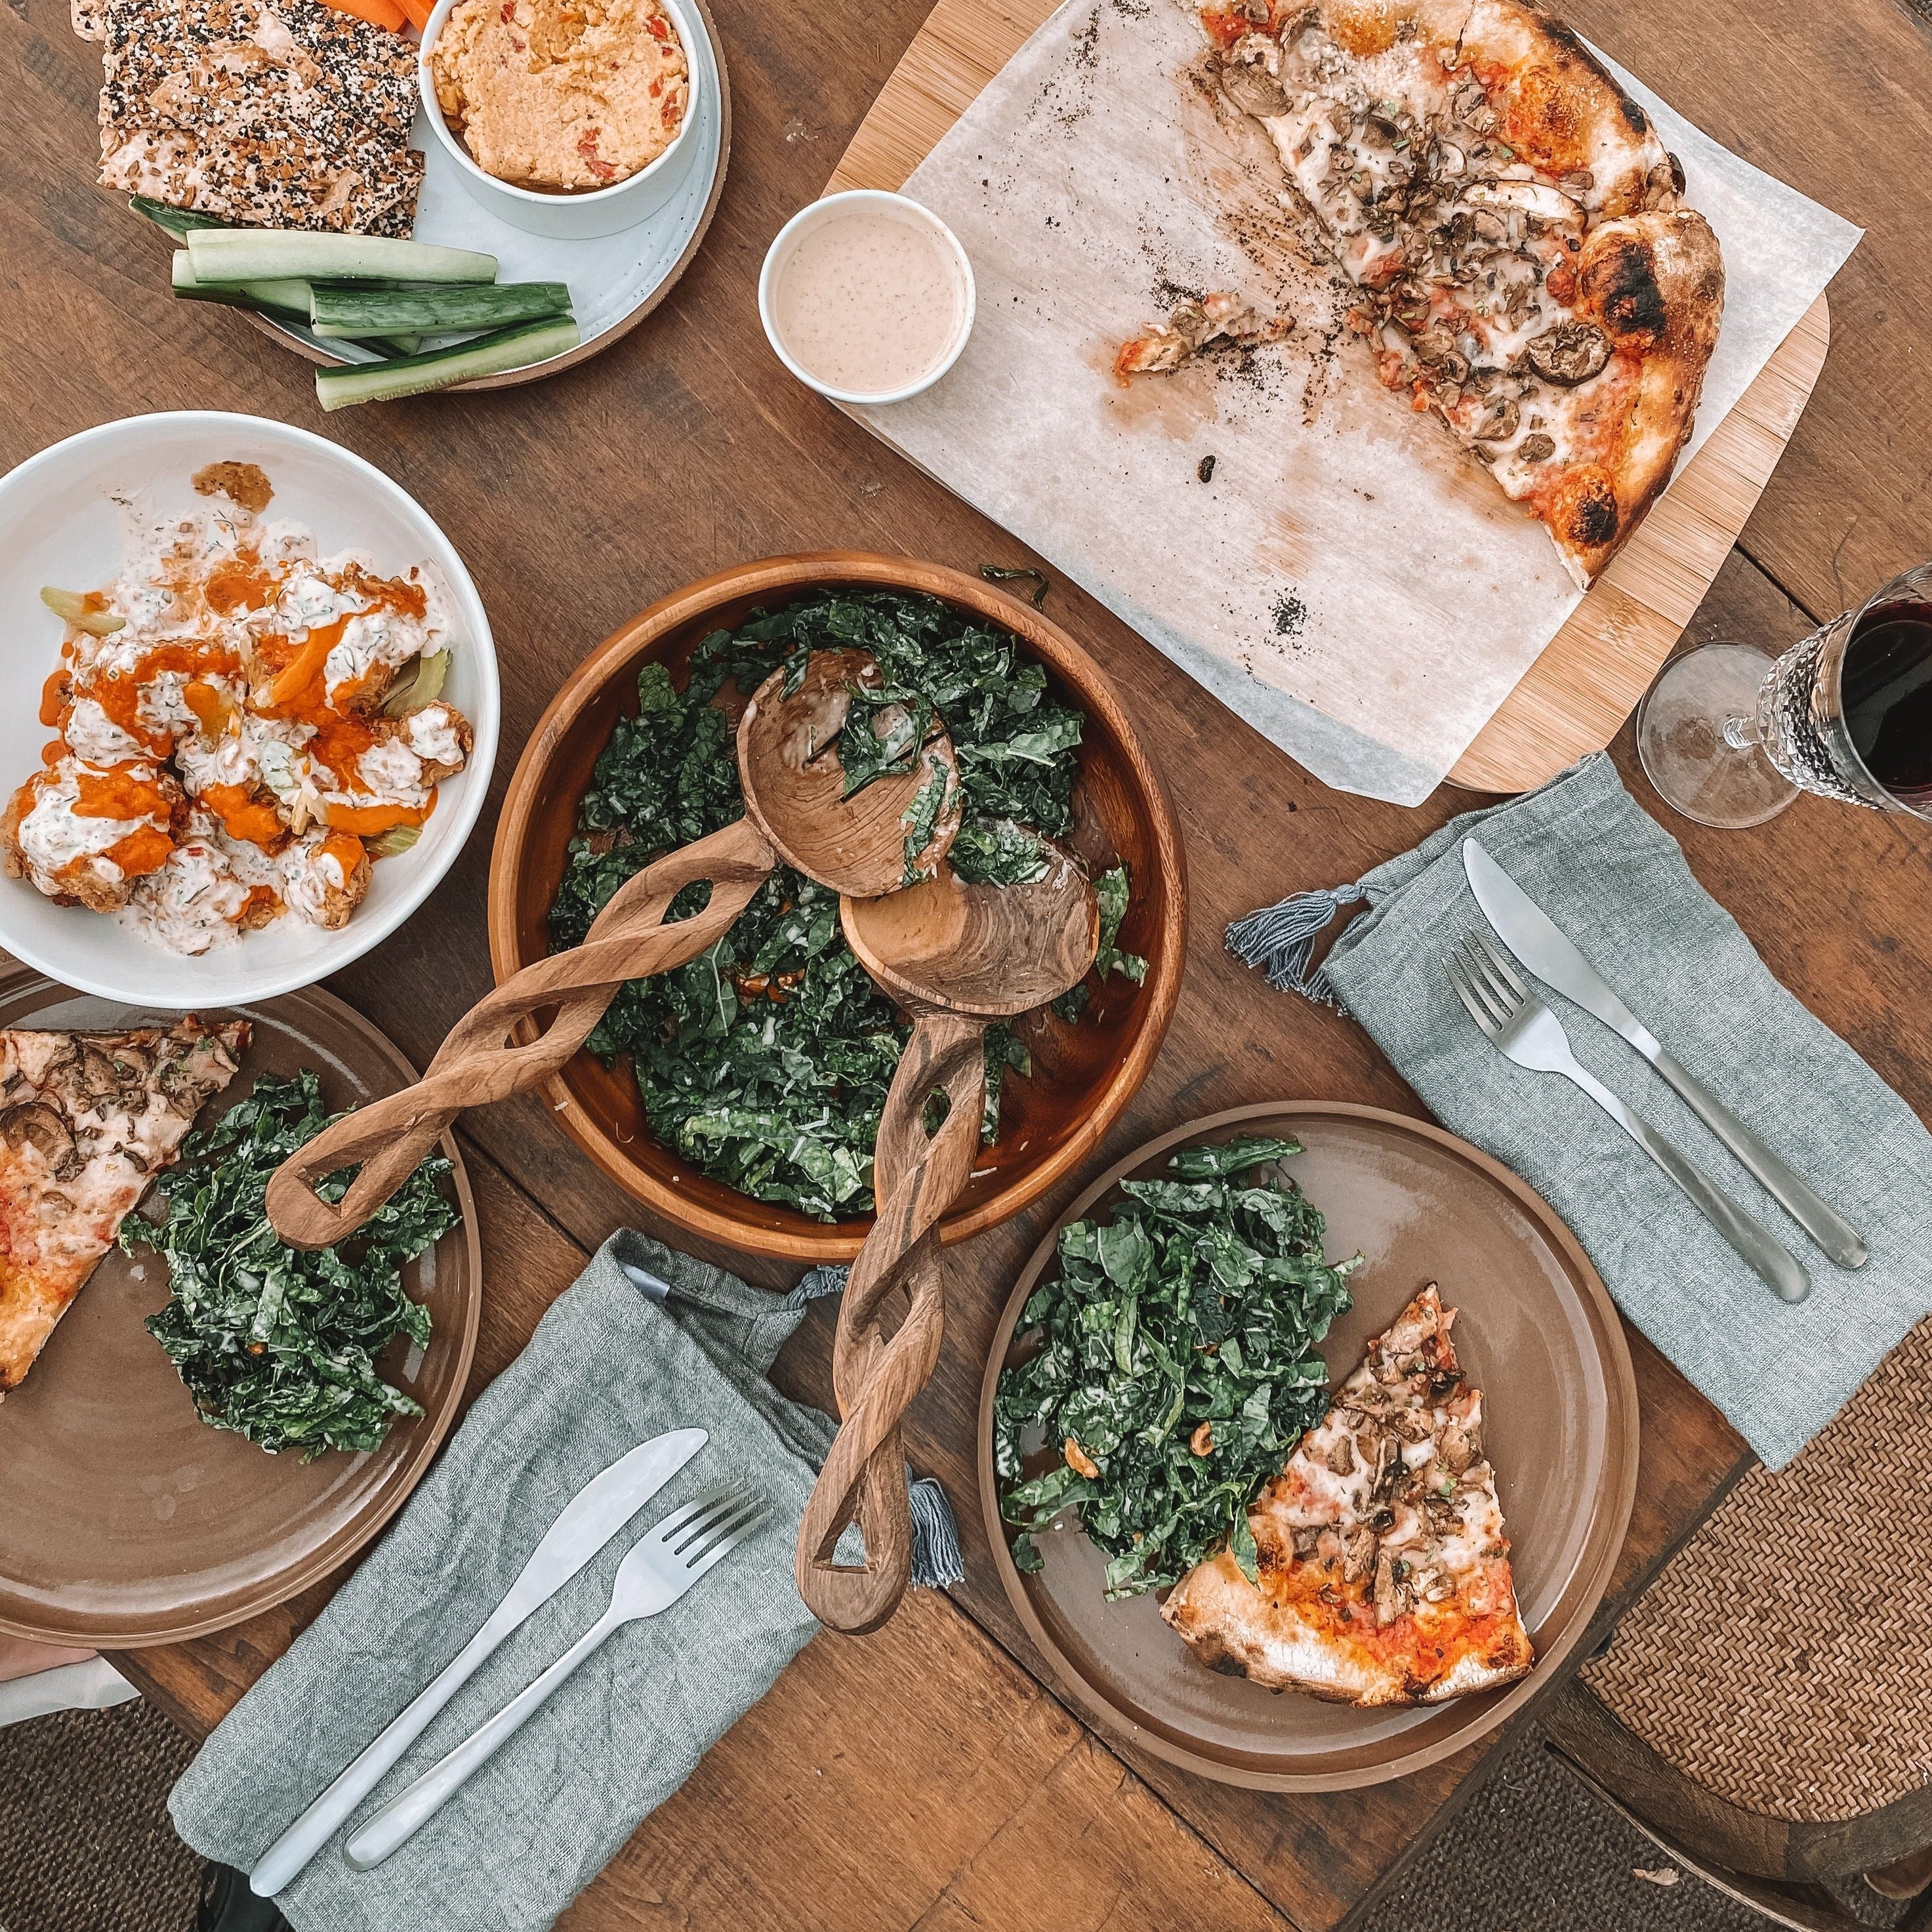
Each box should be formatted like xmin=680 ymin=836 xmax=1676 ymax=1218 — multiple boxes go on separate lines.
xmin=850 ymin=0 xmax=1860 ymax=804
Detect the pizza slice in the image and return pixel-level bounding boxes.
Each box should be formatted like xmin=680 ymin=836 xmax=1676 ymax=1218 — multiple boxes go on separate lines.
xmin=0 ymin=1017 xmax=250 ymax=1394
xmin=1161 ymin=1283 xmax=1534 ymax=1705
xmin=1117 ymin=0 xmax=1724 ymax=585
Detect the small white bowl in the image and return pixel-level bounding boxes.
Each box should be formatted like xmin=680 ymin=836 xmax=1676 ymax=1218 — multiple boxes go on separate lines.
xmin=759 ymin=190 xmax=976 ymax=405
xmin=417 ymin=0 xmax=705 ymax=241
xmin=0 ymin=413 xmax=500 ymax=1010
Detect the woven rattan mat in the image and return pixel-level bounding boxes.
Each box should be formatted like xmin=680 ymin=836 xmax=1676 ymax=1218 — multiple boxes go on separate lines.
xmin=1586 ymin=1315 xmax=1932 ymax=1824
xmin=0 ymin=1696 xmax=200 ymax=1932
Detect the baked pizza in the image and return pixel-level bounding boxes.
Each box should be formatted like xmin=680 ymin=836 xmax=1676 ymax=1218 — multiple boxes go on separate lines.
xmin=1117 ymin=0 xmax=1725 ymax=585
xmin=0 ymin=1017 xmax=249 ymax=1394
xmin=1161 ymin=1284 xmax=1534 ymax=1705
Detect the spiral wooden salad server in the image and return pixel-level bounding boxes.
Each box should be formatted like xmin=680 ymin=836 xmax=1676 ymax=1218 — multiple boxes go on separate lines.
xmin=796 ymin=846 xmax=1100 ymax=1634
xmin=266 ymin=650 xmax=960 ymax=1250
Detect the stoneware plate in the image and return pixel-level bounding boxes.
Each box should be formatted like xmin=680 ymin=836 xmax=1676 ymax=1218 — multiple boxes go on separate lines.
xmin=244 ymin=0 xmax=730 ymax=390
xmin=488 ymin=552 xmax=1187 ymax=1264
xmin=977 ymin=1101 xmax=1639 ymax=1790
xmin=0 ymin=967 xmax=480 ymax=1649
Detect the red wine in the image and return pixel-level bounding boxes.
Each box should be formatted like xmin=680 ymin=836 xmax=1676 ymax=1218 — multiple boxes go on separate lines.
xmin=1843 ymin=599 xmax=1932 ymax=802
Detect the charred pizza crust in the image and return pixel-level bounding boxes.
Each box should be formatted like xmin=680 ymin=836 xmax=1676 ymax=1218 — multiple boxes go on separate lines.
xmin=0 ymin=1018 xmax=249 ymax=1393
xmin=1161 ymin=1285 xmax=1534 ymax=1706
xmin=1542 ymin=207 xmax=1724 ymax=580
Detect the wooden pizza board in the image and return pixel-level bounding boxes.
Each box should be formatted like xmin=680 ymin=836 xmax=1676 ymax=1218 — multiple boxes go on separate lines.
xmin=825 ymin=0 xmax=1830 ymax=796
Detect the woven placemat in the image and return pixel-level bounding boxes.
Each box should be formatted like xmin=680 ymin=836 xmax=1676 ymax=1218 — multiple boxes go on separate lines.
xmin=1586 ymin=1316 xmax=1932 ymax=1824
xmin=0 ymin=1696 xmax=200 ymax=1932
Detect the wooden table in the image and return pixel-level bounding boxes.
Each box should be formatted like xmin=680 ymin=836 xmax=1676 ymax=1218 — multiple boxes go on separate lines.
xmin=6 ymin=0 xmax=1932 ymax=1922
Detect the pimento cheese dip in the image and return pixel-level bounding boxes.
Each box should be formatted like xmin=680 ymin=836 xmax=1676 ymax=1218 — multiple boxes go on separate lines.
xmin=429 ymin=0 xmax=689 ymax=194
xmin=1 ymin=479 xmax=473 ymax=957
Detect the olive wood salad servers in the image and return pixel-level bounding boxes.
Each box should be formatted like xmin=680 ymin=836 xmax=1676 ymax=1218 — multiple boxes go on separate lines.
xmin=266 ymin=649 xmax=962 ymax=1250
xmin=796 ymin=850 xmax=1100 ymax=1633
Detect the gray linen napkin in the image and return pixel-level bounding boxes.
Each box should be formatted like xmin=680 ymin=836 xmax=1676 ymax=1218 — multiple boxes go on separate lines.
xmin=169 ymin=1231 xmax=913 ymax=1932
xmin=1228 ymin=753 xmax=1932 ymax=1468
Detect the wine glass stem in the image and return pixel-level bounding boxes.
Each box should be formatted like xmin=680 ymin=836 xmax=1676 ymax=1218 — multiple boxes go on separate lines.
xmin=1722 ymin=710 xmax=1763 ymax=752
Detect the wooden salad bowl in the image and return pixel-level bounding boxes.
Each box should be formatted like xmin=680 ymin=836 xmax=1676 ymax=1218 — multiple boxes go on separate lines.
xmin=487 ymin=554 xmax=1187 ymax=1263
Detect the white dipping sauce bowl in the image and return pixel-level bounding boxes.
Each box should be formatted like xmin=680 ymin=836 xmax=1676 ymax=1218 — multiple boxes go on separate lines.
xmin=759 ymin=190 xmax=976 ymax=405
xmin=0 ymin=413 xmax=500 ymax=1010
xmin=417 ymin=0 xmax=705 ymax=240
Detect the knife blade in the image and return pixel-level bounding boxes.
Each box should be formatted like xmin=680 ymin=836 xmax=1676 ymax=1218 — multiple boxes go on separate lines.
xmin=249 ymin=1426 xmax=707 ymax=1897
xmin=1462 ymin=837 xmax=1866 ymax=1269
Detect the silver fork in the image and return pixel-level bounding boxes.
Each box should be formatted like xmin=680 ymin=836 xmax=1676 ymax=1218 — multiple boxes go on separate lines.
xmin=1445 ymin=930 xmax=1810 ymax=1305
xmin=341 ymin=1485 xmax=771 ymax=1872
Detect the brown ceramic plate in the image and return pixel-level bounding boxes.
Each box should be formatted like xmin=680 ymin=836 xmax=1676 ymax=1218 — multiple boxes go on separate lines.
xmin=978 ymin=1101 xmax=1638 ymax=1790
xmin=0 ymin=968 xmax=480 ymax=1649
xmin=488 ymin=553 xmax=1187 ymax=1263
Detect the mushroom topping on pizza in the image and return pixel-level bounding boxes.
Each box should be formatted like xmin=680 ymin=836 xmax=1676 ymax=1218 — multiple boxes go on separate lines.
xmin=1161 ymin=1284 xmax=1536 ymax=1706
xmin=1117 ymin=0 xmax=1725 ymax=586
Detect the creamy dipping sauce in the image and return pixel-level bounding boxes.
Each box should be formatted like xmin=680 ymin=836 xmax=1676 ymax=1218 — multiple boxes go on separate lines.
xmin=771 ymin=209 xmax=966 ymax=397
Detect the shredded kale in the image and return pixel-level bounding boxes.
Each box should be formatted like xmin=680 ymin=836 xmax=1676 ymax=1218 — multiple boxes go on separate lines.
xmin=124 ymin=1073 xmax=460 ymax=1460
xmin=994 ymin=1136 xmax=1359 ymax=1599
xmin=548 ymin=590 xmax=1149 ymax=1220
xmin=977 ymin=564 xmax=1052 ymax=609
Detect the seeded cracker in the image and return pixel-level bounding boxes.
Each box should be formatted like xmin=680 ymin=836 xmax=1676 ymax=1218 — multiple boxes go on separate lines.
xmin=94 ymin=0 xmax=424 ymax=234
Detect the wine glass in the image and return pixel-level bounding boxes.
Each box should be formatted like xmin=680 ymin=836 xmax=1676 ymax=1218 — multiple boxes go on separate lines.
xmin=1637 ymin=563 xmax=1932 ymax=829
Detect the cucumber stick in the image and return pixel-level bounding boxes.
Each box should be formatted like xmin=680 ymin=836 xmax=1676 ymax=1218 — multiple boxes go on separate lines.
xmin=173 ymin=281 xmax=424 ymax=354
xmin=169 ymin=255 xmax=419 ymax=353
xmin=188 ymin=228 xmax=498 ymax=286
xmin=315 ymin=316 xmax=581 ymax=410
xmin=311 ymin=281 xmax=572 ymax=337
xmin=132 ymin=195 xmax=230 ymax=238
xmin=171 ymin=251 xmax=312 ymax=317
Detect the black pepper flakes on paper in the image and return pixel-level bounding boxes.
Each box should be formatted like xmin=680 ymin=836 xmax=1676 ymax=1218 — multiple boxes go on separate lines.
xmin=1272 ymin=590 xmax=1308 ymax=638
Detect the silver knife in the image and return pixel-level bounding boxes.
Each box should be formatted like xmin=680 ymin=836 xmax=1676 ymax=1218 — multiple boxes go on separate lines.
xmin=249 ymin=1426 xmax=707 ymax=1897
xmin=1462 ymin=838 xmax=1867 ymax=1269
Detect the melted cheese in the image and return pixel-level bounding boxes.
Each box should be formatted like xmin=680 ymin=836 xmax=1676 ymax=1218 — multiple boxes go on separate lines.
xmin=0 ymin=1021 xmax=246 ymax=1393
xmin=1162 ymin=1288 xmax=1534 ymax=1706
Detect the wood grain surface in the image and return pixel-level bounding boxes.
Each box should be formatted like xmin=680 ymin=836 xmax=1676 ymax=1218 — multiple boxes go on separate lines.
xmin=6 ymin=0 xmax=1931 ymax=1921
xmin=823 ymin=0 xmax=1832 ymax=794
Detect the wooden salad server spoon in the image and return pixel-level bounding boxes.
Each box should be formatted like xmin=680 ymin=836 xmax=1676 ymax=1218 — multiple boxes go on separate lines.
xmin=795 ymin=843 xmax=1100 ymax=1634
xmin=266 ymin=649 xmax=960 ymax=1251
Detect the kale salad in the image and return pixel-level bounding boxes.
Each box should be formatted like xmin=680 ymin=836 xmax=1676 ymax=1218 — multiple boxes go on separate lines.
xmin=549 ymin=590 xmax=1146 ymax=1220
xmin=995 ymin=1136 xmax=1359 ymax=1599
xmin=126 ymin=1071 xmax=461 ymax=1459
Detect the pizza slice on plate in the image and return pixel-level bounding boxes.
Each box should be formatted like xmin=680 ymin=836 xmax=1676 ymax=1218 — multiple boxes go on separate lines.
xmin=0 ymin=1017 xmax=249 ymax=1394
xmin=1117 ymin=0 xmax=1725 ymax=585
xmin=1161 ymin=1283 xmax=1534 ymax=1705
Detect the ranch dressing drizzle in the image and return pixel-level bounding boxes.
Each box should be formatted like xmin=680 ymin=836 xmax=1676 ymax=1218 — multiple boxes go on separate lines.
xmin=773 ymin=210 xmax=965 ymax=395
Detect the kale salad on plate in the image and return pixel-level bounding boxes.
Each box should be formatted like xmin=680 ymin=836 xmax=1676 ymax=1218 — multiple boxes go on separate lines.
xmin=127 ymin=1071 xmax=461 ymax=1460
xmin=995 ymin=1135 xmax=1359 ymax=1600
xmin=548 ymin=589 xmax=1147 ymax=1221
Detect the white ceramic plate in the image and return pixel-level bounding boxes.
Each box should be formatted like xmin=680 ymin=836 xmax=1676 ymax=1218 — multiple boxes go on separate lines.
xmin=0 ymin=411 xmax=499 ymax=1009
xmin=253 ymin=0 xmax=730 ymax=387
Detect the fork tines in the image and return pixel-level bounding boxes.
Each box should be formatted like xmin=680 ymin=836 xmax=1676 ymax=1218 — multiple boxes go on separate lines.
xmin=1444 ymin=928 xmax=1531 ymax=1034
xmin=652 ymin=1484 xmax=771 ymax=1571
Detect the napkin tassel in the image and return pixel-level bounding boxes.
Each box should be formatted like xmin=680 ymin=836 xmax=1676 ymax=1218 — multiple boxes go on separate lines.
xmin=781 ymin=1265 xmax=966 ymax=1591
xmin=1225 ymin=882 xmax=1367 ymax=1010
xmin=908 ymin=1477 xmax=966 ymax=1590
xmin=783 ymin=1265 xmax=850 ymax=1308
